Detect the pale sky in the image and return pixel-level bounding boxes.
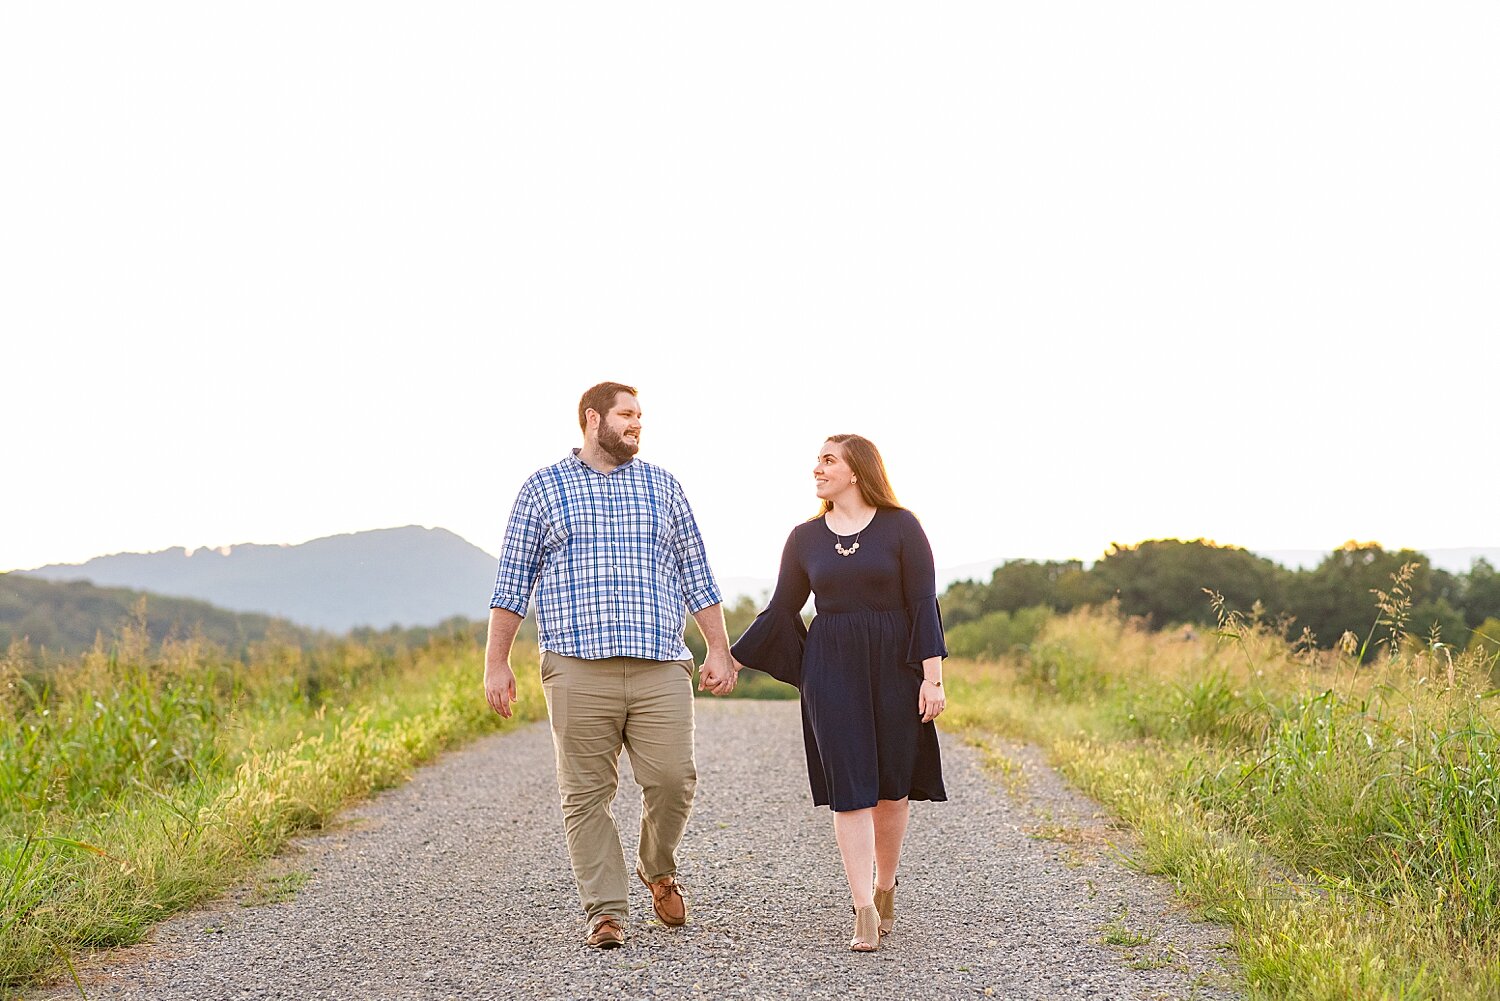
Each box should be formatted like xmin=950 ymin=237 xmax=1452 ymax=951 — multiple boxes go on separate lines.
xmin=4 ymin=3 xmax=1497 ymax=588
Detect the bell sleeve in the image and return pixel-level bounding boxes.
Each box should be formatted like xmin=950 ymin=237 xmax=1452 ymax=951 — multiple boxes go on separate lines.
xmin=730 ymin=528 xmax=811 ymax=687
xmin=898 ymin=510 xmax=949 ymax=668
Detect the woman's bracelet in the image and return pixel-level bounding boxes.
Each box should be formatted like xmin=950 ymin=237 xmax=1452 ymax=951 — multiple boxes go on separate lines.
xmin=922 ymin=679 xmax=942 ymax=687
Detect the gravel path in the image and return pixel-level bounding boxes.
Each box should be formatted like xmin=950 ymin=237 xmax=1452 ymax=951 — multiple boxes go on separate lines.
xmin=34 ymin=700 xmax=1241 ymax=1001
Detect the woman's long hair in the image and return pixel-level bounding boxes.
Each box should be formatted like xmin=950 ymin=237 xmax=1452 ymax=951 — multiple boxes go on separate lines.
xmin=814 ymin=433 xmax=904 ymax=518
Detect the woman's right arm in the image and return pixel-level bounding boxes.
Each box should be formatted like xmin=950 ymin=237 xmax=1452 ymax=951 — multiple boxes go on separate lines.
xmin=763 ymin=528 xmax=811 ymax=615
xmin=729 ymin=528 xmax=811 ymax=686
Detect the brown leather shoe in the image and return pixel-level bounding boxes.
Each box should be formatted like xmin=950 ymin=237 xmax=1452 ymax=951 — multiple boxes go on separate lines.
xmin=636 ymin=867 xmax=687 ymax=926
xmin=586 ymin=915 xmax=624 ymax=949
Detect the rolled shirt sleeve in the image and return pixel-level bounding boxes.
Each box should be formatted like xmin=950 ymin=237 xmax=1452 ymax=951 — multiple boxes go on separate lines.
xmin=670 ymin=478 xmax=723 ymax=613
xmin=489 ymin=481 xmax=545 ymax=618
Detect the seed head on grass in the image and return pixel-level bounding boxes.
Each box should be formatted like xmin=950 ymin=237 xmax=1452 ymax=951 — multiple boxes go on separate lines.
xmin=1203 ymin=589 xmax=1259 ymax=673
xmin=1369 ymin=561 xmax=1420 ymax=658
xmin=1291 ymin=627 xmax=1319 ymax=667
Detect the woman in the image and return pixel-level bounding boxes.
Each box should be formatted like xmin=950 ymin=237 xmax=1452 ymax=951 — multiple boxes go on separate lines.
xmin=731 ymin=433 xmax=948 ymax=952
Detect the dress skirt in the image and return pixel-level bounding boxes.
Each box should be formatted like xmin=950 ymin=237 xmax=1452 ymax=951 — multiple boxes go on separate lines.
xmin=800 ymin=608 xmax=946 ymax=811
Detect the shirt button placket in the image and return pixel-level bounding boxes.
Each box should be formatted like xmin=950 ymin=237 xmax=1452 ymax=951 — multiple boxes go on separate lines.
xmin=608 ymin=476 xmax=621 ymax=636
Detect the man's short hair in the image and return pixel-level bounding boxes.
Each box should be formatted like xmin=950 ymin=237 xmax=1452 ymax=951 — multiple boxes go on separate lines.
xmin=579 ymin=381 xmax=639 ymax=432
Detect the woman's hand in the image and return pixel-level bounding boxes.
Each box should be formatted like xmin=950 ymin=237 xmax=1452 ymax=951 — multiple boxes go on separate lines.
xmin=698 ymin=649 xmax=739 ymax=696
xmin=918 ymin=679 xmax=945 ymax=723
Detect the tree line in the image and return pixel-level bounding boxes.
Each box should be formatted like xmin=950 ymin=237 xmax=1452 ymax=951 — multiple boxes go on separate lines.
xmin=0 ymin=574 xmax=523 ymax=667
xmin=939 ymin=539 xmax=1500 ymax=659
xmin=15 ymin=540 xmax=1498 ymax=670
xmin=0 ymin=573 xmax=324 ymax=661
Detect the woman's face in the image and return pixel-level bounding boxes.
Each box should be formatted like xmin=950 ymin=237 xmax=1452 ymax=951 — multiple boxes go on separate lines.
xmin=813 ymin=440 xmax=857 ymax=503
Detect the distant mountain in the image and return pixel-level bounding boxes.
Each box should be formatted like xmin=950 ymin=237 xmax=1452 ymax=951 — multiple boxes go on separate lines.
xmin=0 ymin=573 xmax=318 ymax=657
xmin=19 ymin=526 xmax=498 ymax=633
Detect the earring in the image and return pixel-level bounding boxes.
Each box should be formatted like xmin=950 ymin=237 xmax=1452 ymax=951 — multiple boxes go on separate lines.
xmin=851 ymin=477 xmax=857 ymax=483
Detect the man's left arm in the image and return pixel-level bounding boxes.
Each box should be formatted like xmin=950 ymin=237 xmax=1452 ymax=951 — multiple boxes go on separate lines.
xmin=669 ymin=479 xmax=735 ymax=695
xmin=691 ymin=603 xmax=737 ymax=696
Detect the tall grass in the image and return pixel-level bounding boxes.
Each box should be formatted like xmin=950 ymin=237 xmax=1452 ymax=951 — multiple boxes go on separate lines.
xmin=947 ymin=575 xmax=1500 ymax=1000
xmin=0 ymin=617 xmax=544 ymax=994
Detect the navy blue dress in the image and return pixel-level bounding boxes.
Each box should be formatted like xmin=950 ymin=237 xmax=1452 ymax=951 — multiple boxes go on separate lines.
xmin=731 ymin=507 xmax=948 ymax=812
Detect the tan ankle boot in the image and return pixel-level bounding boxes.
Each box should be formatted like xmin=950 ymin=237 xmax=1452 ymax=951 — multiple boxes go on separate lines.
xmin=873 ymin=877 xmax=898 ymax=936
xmin=850 ymin=904 xmax=880 ymax=952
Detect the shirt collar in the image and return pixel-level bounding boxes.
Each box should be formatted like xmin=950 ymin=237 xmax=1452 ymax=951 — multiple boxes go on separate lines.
xmin=567 ymin=448 xmax=636 ymax=475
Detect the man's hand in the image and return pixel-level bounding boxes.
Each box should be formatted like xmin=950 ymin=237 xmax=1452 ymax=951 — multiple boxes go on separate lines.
xmin=697 ymin=649 xmax=739 ymax=696
xmin=483 ymin=608 xmax=524 ymax=718
xmin=484 ymin=660 xmax=519 ymax=718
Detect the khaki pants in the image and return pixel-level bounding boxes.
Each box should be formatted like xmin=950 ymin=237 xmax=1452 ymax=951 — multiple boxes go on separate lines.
xmin=539 ymin=651 xmax=697 ymax=923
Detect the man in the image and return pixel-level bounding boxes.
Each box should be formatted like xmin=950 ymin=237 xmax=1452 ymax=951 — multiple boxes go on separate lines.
xmin=482 ymin=381 xmax=739 ymax=949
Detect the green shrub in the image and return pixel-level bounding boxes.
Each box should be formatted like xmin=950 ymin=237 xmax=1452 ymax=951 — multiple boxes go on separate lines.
xmin=1468 ymin=617 xmax=1500 ymax=673
xmin=946 ymin=606 xmax=1050 ymax=661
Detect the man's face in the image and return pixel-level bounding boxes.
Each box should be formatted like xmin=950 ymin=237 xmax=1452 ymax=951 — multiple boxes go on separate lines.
xmin=593 ymin=393 xmax=642 ymax=463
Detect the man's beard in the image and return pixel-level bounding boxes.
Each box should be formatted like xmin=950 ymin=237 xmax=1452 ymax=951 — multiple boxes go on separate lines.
xmin=597 ymin=424 xmax=639 ymax=464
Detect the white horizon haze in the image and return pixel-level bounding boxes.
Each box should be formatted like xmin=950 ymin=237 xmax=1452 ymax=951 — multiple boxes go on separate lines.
xmin=4 ymin=3 xmax=1497 ymax=586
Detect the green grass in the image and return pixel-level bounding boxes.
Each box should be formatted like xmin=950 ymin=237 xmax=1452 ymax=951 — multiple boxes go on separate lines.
xmin=1101 ymin=911 xmax=1153 ymax=947
xmin=0 ymin=620 xmax=546 ymax=994
xmin=946 ymin=587 xmax=1500 ymax=1001
xmin=242 ymin=871 xmax=309 ymax=907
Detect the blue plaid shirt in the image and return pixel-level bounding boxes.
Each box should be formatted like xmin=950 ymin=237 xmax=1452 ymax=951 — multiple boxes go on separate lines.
xmin=489 ymin=450 xmax=723 ymax=661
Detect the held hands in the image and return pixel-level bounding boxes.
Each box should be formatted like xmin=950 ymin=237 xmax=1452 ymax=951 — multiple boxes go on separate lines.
xmin=918 ymin=679 xmax=946 ymax=723
xmin=484 ymin=659 xmax=519 ymax=719
xmin=698 ymin=650 xmax=741 ymax=696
